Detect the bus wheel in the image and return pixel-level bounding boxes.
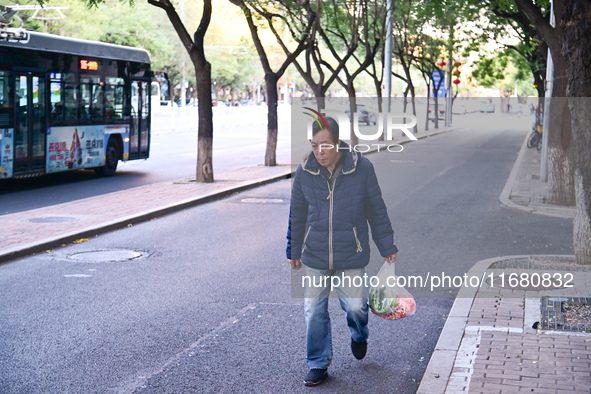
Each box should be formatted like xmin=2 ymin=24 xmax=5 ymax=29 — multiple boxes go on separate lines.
xmin=95 ymin=138 xmax=119 ymax=177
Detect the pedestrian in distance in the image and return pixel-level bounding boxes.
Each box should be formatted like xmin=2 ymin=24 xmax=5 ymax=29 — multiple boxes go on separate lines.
xmin=287 ymin=116 xmax=398 ymax=387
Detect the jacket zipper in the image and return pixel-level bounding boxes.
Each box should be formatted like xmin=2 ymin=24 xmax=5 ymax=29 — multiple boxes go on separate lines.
xmin=326 ymin=178 xmax=334 ymax=269
xmin=302 ymin=226 xmax=311 ymax=253
xmin=353 ymin=227 xmax=362 ymax=252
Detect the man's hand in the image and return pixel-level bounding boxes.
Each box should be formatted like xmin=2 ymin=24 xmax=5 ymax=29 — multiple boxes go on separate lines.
xmin=289 ymin=259 xmax=302 ymax=270
xmin=384 ymin=253 xmax=397 ymax=264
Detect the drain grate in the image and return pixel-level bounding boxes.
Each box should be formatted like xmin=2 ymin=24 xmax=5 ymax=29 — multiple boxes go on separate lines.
xmin=67 ymin=250 xmax=143 ymax=263
xmin=28 ymin=216 xmax=80 ymax=224
xmin=540 ymin=296 xmax=591 ymax=333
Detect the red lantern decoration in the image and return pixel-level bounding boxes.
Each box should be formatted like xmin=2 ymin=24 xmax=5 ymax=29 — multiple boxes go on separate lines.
xmin=454 ymin=70 xmax=461 ymax=76
xmin=438 ymin=60 xmax=446 ymax=67
xmin=453 ymin=61 xmax=462 ymax=67
xmin=453 ymin=79 xmax=461 ymax=85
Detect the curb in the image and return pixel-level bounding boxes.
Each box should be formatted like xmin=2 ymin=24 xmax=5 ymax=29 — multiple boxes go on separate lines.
xmin=499 ymin=132 xmax=575 ymax=219
xmin=416 ymin=254 xmax=576 ymax=394
xmin=0 ymin=170 xmax=292 ymax=265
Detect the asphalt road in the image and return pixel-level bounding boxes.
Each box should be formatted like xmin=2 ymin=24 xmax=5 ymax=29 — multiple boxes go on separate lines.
xmin=0 ymin=122 xmax=574 ymax=393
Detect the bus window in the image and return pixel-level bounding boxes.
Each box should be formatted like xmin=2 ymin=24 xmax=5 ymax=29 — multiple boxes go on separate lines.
xmin=62 ymin=73 xmax=78 ymax=123
xmin=105 ymin=77 xmax=124 ymax=120
xmin=80 ymin=74 xmax=101 ymax=122
xmin=80 ymin=74 xmax=104 ymax=123
xmin=15 ymin=75 xmax=27 ymax=160
xmin=0 ymin=71 xmax=12 ymax=128
xmin=31 ymin=75 xmax=46 ymax=160
xmin=91 ymin=83 xmax=104 ymax=122
xmin=49 ymin=73 xmax=62 ymax=123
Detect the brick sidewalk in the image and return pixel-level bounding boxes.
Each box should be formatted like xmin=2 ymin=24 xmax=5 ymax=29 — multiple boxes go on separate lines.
xmin=500 ymin=132 xmax=576 ymax=219
xmin=420 ymin=256 xmax=591 ymax=394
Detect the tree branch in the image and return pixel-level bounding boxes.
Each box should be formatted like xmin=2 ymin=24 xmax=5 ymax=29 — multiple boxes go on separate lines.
xmin=148 ymin=0 xmax=194 ymax=55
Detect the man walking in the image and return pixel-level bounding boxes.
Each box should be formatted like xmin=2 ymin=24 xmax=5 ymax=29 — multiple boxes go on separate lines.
xmin=287 ymin=117 xmax=398 ymax=386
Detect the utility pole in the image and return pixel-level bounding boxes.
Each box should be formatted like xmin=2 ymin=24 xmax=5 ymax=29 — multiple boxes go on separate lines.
xmin=444 ymin=24 xmax=454 ymax=127
xmin=180 ymin=0 xmax=186 ymax=108
xmin=383 ymin=0 xmax=393 ymax=122
xmin=540 ymin=0 xmax=554 ymax=182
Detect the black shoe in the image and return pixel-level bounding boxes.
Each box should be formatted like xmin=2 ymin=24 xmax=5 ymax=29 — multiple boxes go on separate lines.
xmin=304 ymin=368 xmax=328 ymax=386
xmin=351 ymin=338 xmax=367 ymax=360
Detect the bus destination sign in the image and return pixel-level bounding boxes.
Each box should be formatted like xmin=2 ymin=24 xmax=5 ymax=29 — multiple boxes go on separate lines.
xmin=80 ymin=59 xmax=99 ymax=71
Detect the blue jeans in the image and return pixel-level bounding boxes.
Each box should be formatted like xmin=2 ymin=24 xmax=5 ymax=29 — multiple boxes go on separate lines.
xmin=303 ymin=267 xmax=369 ymax=369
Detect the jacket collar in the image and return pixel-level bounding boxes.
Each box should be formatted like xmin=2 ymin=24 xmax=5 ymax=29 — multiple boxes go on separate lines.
xmin=302 ymin=141 xmax=360 ymax=176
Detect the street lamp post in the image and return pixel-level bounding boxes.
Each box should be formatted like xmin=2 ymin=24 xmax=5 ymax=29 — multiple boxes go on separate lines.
xmin=445 ymin=25 xmax=454 ymax=127
xmin=384 ymin=0 xmax=393 ymax=125
xmin=180 ymin=0 xmax=186 ymax=108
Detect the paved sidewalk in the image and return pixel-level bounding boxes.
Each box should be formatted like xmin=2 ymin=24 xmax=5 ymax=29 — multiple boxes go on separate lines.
xmin=419 ymin=134 xmax=590 ymax=393
xmin=0 ymin=125 xmax=453 ymax=264
xmin=499 ymin=132 xmax=576 ymax=219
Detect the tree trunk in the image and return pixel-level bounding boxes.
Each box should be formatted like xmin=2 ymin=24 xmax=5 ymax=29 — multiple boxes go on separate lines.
xmin=547 ymin=58 xmax=575 ymax=205
xmin=434 ymin=94 xmax=440 ymax=129
xmin=425 ymin=82 xmax=430 ymax=131
xmin=513 ymin=0 xmax=575 ymax=206
xmin=374 ymin=78 xmax=385 ymax=141
xmin=346 ymin=85 xmax=358 ymax=146
xmin=315 ymin=95 xmax=326 ymax=113
xmin=194 ymin=60 xmax=214 ymax=182
xmin=410 ymin=83 xmax=417 ymax=134
xmin=401 ymin=62 xmax=417 ymax=134
xmin=562 ymin=0 xmax=591 ymax=264
xmin=264 ymin=73 xmax=279 ymax=166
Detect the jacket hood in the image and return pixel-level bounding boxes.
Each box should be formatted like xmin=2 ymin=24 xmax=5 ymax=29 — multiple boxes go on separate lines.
xmin=302 ymin=141 xmax=361 ymax=176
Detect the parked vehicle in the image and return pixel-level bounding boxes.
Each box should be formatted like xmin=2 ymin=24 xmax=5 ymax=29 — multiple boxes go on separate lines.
xmin=479 ymin=98 xmax=495 ymax=113
xmin=428 ymin=104 xmax=445 ymax=120
xmin=345 ymin=104 xmax=378 ymax=125
xmin=527 ymin=109 xmax=544 ymax=151
xmin=175 ymin=97 xmax=196 ymax=107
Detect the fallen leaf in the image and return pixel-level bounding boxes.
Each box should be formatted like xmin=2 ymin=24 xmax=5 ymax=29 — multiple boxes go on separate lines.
xmin=73 ymin=238 xmax=88 ymax=244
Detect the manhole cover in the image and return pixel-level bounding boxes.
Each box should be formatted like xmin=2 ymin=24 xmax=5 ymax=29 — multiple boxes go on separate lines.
xmin=28 ymin=216 xmax=80 ymax=223
xmin=67 ymin=250 xmax=143 ymax=262
xmin=240 ymin=198 xmax=285 ymax=204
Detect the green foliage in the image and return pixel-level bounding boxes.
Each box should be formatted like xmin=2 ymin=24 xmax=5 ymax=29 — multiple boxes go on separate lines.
xmin=471 ymin=48 xmax=536 ymax=95
xmin=209 ymin=38 xmax=263 ymax=99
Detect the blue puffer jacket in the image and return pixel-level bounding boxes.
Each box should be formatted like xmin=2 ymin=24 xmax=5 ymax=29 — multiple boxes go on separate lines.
xmin=287 ymin=142 xmax=398 ymax=270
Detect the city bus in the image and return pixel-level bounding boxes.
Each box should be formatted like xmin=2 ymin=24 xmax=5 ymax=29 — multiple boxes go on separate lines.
xmin=0 ymin=29 xmax=157 ymax=179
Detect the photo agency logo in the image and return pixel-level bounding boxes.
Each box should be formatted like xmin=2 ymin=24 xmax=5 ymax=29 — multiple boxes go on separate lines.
xmin=303 ymin=107 xmax=418 ymax=153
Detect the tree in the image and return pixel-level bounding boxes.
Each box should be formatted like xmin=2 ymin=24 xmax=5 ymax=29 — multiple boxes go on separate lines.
xmin=483 ymin=0 xmax=548 ymax=99
xmin=290 ymin=1 xmax=357 ymax=112
xmin=509 ymin=0 xmax=575 ymax=206
xmin=316 ymin=0 xmax=385 ymax=145
xmin=390 ymin=0 xmax=423 ymax=131
xmin=411 ymin=34 xmax=445 ymax=130
xmin=229 ymin=0 xmax=315 ymax=166
xmin=471 ymin=49 xmax=538 ymax=97
xmin=560 ymin=0 xmax=591 ymax=265
xmin=76 ymin=0 xmax=215 ymax=182
xmin=512 ymin=0 xmax=591 ymax=264
xmin=349 ymin=0 xmax=388 ymax=116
